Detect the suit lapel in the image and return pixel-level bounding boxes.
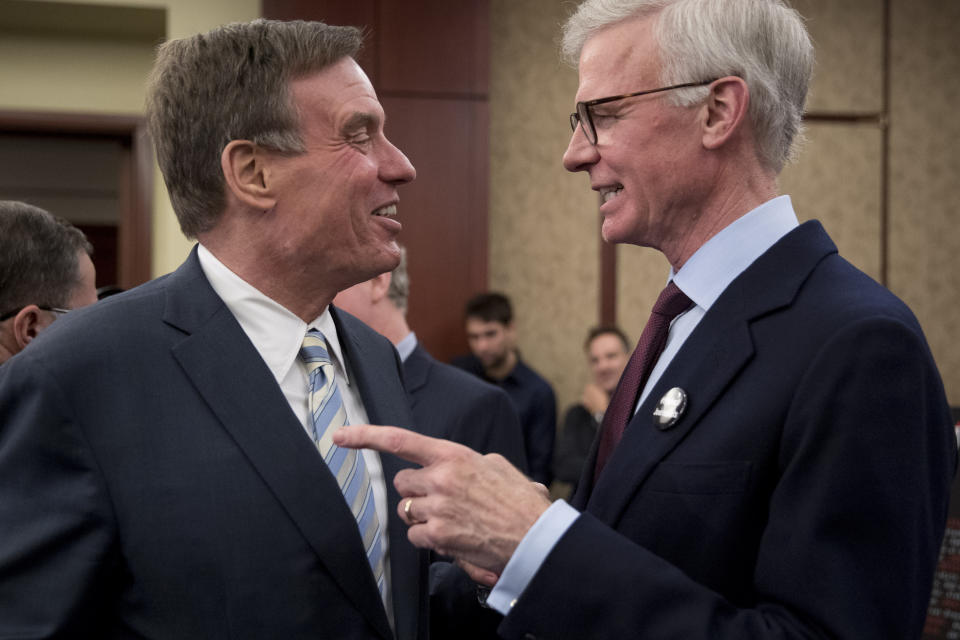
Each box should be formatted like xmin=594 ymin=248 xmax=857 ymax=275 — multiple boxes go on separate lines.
xmin=401 ymin=345 xmax=431 ymax=404
xmin=334 ymin=309 xmax=424 ymax=640
xmin=586 ymin=315 xmax=755 ymax=523
xmin=165 ymin=252 xmax=393 ymax=640
xmin=585 ymin=222 xmax=837 ymax=526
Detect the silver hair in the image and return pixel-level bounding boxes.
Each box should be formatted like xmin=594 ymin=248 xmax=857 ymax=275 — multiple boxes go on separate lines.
xmin=561 ymin=0 xmax=813 ymax=172
xmin=386 ymin=245 xmax=409 ymax=313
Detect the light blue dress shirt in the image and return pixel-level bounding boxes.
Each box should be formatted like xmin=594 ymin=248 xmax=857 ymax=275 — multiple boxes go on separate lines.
xmin=486 ymin=195 xmax=800 ymax=614
xmin=395 ymin=331 xmax=417 ymax=363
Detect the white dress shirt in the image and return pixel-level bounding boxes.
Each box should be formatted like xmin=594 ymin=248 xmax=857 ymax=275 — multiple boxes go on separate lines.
xmin=197 ymin=245 xmax=393 ymax=621
xmin=487 ymin=195 xmax=800 ymax=614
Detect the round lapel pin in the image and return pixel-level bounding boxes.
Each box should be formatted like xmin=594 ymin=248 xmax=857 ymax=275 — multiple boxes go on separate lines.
xmin=653 ymin=387 xmax=687 ymax=430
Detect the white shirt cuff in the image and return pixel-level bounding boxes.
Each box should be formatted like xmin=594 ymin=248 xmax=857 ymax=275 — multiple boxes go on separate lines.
xmin=486 ymin=500 xmax=580 ymax=614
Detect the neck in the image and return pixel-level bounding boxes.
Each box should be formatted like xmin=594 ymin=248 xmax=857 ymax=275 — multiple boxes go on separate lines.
xmin=200 ymin=233 xmax=337 ymax=323
xmin=663 ymin=159 xmax=778 ymax=271
xmin=379 ymin=308 xmax=412 ymax=347
xmin=485 ymin=349 xmax=517 ymax=381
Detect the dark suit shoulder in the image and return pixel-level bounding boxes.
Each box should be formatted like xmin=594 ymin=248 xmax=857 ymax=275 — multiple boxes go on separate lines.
xmin=409 ymin=349 xmax=507 ymax=404
xmin=15 ymin=270 xmax=179 ymax=377
xmin=511 ymin=359 xmax=556 ymax=400
xmin=333 ymin=306 xmax=402 ymax=361
xmin=405 ymin=347 xmax=526 ymax=468
xmin=449 ymin=353 xmax=485 ymax=376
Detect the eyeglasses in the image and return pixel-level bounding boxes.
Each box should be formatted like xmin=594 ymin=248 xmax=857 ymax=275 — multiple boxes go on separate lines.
xmin=569 ymin=79 xmax=718 ymax=145
xmin=0 ymin=305 xmax=71 ymax=322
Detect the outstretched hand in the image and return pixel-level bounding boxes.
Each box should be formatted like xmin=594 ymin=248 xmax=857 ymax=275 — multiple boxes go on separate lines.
xmin=333 ymin=425 xmax=552 ymax=581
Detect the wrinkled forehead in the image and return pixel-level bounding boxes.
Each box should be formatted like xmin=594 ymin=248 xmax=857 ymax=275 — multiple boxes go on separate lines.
xmin=289 ymin=57 xmax=384 ymax=130
xmin=576 ymin=14 xmax=661 ymax=101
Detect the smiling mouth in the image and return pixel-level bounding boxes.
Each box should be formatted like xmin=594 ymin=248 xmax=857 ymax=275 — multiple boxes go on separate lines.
xmin=599 ymin=186 xmax=623 ymax=203
xmin=372 ymin=204 xmax=397 ymax=217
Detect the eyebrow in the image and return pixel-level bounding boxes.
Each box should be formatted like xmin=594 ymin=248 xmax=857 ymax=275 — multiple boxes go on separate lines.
xmin=340 ymin=112 xmax=379 ymax=135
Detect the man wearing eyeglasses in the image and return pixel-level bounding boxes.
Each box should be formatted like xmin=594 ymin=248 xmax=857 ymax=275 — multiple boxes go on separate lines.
xmin=0 ymin=201 xmax=97 ymax=365
xmin=335 ymin=0 xmax=956 ymax=638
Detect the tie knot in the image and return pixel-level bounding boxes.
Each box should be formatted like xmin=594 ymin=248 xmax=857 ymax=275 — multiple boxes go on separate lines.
xmin=652 ymin=281 xmax=693 ymax=319
xmin=301 ymin=329 xmax=332 ymax=369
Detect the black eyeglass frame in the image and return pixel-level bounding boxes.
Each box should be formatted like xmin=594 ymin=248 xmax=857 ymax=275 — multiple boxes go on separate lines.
xmin=0 ymin=305 xmax=71 ymax=322
xmin=569 ymin=79 xmax=719 ymax=145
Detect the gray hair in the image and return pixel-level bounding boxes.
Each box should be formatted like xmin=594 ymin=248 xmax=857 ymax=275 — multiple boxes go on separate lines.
xmin=145 ymin=19 xmax=363 ymax=238
xmin=562 ymin=0 xmax=813 ymax=172
xmin=0 ymin=201 xmax=92 ymax=314
xmin=386 ymin=246 xmax=410 ymax=313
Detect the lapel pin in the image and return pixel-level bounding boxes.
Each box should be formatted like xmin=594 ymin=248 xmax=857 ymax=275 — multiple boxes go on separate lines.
xmin=653 ymin=387 xmax=687 ymax=430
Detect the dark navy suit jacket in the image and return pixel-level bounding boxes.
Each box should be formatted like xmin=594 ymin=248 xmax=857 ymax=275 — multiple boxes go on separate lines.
xmin=400 ymin=343 xmax=527 ymax=640
xmin=451 ymin=354 xmax=556 ymax=484
xmin=403 ymin=343 xmax=526 ymax=469
xmin=497 ymin=222 xmax=956 ymax=639
xmin=0 ymin=248 xmax=428 ymax=639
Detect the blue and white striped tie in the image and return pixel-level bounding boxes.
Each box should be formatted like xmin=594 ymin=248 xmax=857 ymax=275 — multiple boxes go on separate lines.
xmin=301 ymin=330 xmax=385 ymax=597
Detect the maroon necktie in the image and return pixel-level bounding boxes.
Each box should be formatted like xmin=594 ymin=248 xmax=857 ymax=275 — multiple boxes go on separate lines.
xmin=593 ymin=281 xmax=693 ymax=480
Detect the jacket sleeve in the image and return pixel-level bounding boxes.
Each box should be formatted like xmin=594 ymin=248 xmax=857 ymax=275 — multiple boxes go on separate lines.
xmin=0 ymin=354 xmax=118 ymax=637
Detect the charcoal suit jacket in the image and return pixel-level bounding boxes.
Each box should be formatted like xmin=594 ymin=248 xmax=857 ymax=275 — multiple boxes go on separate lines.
xmin=0 ymin=248 xmax=428 ymax=639
xmin=403 ymin=343 xmax=526 ymax=469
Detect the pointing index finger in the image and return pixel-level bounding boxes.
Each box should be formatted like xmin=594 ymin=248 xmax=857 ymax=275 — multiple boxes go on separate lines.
xmin=333 ymin=424 xmax=467 ymax=467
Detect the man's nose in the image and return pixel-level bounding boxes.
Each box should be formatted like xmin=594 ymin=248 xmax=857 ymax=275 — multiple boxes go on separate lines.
xmin=562 ymin=126 xmax=599 ymax=173
xmin=380 ymin=137 xmax=417 ymax=185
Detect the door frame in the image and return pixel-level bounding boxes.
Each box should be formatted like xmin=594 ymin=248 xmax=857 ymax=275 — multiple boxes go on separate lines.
xmin=0 ymin=109 xmax=153 ymax=289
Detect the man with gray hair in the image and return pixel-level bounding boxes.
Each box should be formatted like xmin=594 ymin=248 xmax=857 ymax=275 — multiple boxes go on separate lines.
xmin=0 ymin=19 xmax=427 ymax=639
xmin=335 ymin=1 xmax=955 ymax=637
xmin=0 ymin=200 xmax=97 ymax=364
xmin=333 ymin=247 xmax=527 ymax=466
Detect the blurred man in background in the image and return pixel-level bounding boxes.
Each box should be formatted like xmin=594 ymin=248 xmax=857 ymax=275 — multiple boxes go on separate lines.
xmin=334 ymin=247 xmax=526 ymax=467
xmin=453 ymin=292 xmax=556 ymax=484
xmin=553 ymin=326 xmax=629 ymax=494
xmin=0 ymin=200 xmax=97 ymax=364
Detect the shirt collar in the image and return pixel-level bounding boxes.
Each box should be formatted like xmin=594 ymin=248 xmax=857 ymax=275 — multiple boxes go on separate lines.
xmin=395 ymin=331 xmax=418 ymax=362
xmin=196 ymin=244 xmax=350 ymax=386
xmin=311 ymin=308 xmax=351 ymax=385
xmin=672 ymin=195 xmax=799 ymax=311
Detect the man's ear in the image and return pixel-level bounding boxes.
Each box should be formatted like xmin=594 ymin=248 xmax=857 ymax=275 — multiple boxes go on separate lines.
xmin=10 ymin=305 xmax=55 ymax=351
xmin=701 ymin=76 xmax=750 ymax=151
xmin=368 ymin=272 xmax=392 ymax=303
xmin=221 ymin=140 xmax=277 ymax=210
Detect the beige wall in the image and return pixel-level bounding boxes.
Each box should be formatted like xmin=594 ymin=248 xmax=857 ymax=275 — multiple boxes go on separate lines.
xmin=888 ymin=0 xmax=960 ymax=407
xmin=0 ymin=0 xmax=260 ymax=277
xmin=490 ymin=0 xmax=960 ymax=413
xmin=489 ymin=0 xmax=598 ymax=417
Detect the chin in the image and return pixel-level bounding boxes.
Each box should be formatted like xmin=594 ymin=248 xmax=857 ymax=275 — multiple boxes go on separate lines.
xmin=367 ymin=244 xmax=401 ymax=273
xmin=600 ymin=220 xmax=628 ymax=245
xmin=377 ymin=241 xmax=401 ymax=267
